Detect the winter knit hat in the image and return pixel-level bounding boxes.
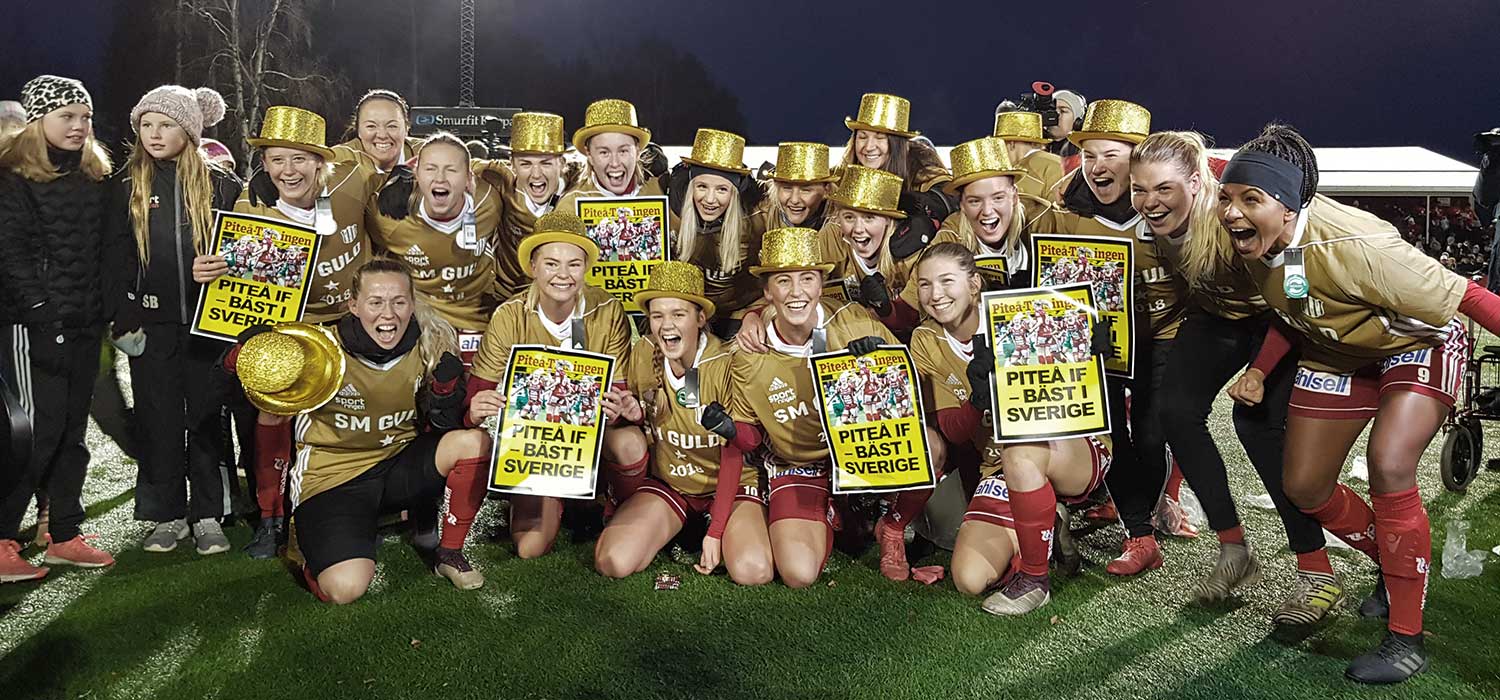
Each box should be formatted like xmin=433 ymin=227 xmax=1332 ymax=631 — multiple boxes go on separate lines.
xmin=21 ymin=75 xmax=92 ymax=123
xmin=130 ymin=85 xmax=227 ymax=145
xmin=1053 ymin=90 xmax=1086 ymax=120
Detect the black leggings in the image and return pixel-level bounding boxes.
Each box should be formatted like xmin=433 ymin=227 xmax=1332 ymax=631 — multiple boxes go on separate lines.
xmin=1159 ymin=312 xmax=1324 ymax=554
xmin=1104 ymin=335 xmax=1172 ymax=539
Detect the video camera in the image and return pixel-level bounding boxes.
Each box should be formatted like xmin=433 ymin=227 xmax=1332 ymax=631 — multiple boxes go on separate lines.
xmin=996 ymin=82 xmax=1080 ymax=132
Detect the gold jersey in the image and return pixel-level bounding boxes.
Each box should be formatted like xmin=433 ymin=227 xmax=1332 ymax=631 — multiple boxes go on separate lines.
xmin=675 ymin=215 xmax=768 ymax=319
xmin=473 ymin=160 xmax=583 ymax=299
xmin=1016 ymin=149 xmax=1065 ymax=204
xmin=469 ymin=285 xmax=633 ymax=384
xmin=1154 ymin=227 xmax=1267 ymax=321
xmin=1052 ymin=210 xmax=1187 ymax=340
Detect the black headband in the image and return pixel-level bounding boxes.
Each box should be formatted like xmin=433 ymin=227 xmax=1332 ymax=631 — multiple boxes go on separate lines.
xmin=688 ymin=164 xmax=749 ymax=191
xmin=1221 ymin=151 xmax=1304 ymax=209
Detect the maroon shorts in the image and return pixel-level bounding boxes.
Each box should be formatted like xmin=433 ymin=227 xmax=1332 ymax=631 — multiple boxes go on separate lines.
xmin=637 ymin=478 xmax=765 ymax=524
xmin=963 ymin=436 xmax=1112 ymax=528
xmin=458 ymin=331 xmax=484 ymax=366
xmin=764 ymin=462 xmax=834 ymax=526
xmin=1289 ymin=321 xmax=1468 ymax=420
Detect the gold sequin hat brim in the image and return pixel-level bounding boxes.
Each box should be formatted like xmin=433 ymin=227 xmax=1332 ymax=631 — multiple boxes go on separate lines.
xmin=509 ymin=111 xmax=567 ymax=155
xmin=748 ymin=226 xmax=837 ymax=276
xmin=844 ymin=93 xmax=919 ymax=139
xmin=993 ymin=111 xmax=1049 ymax=144
xmin=518 ymin=211 xmax=601 ymax=269
xmin=635 ymin=260 xmax=716 ymax=318
xmin=829 ymin=164 xmax=906 ymax=220
xmin=247 ymin=105 xmax=336 ymax=161
xmin=678 ymin=128 xmax=750 ymax=176
xmin=771 ymin=142 xmax=838 ymax=183
xmin=571 ymin=99 xmax=652 ymax=152
xmin=945 ymin=137 xmax=1027 ymax=195
xmin=1068 ymin=99 xmax=1152 ymax=148
xmin=239 ymin=323 xmax=346 ymax=416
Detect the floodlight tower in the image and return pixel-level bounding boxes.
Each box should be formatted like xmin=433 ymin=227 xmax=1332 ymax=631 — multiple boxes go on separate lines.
xmin=459 ymin=0 xmax=476 ymax=107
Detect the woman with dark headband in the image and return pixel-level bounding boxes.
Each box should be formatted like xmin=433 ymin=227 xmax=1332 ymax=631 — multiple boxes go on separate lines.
xmin=1220 ymin=123 xmax=1500 ymax=684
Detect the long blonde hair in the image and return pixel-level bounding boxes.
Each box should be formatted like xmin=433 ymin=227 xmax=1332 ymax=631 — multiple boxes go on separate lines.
xmin=676 ymin=176 xmax=748 ymax=274
xmin=0 ymin=119 xmax=112 ymax=183
xmin=350 ymin=257 xmax=459 ymax=374
xmin=126 ymin=137 xmax=218 ymax=267
xmin=1130 ymin=131 xmax=1226 ymax=289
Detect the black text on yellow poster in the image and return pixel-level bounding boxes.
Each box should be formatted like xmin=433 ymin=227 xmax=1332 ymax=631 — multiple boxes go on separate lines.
xmin=489 ymin=345 xmax=615 ymax=499
xmin=810 ymin=346 xmax=935 ymax=494
xmin=974 ymin=253 xmax=1009 ymax=290
xmin=1030 ymin=234 xmax=1134 ymax=377
xmin=980 ymin=284 xmax=1111 ymax=443
xmin=576 ymin=196 xmax=669 ymax=314
xmin=191 ymin=211 xmax=321 ymax=342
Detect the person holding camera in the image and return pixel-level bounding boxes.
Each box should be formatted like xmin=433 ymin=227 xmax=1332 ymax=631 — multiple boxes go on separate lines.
xmin=1475 ymin=129 xmax=1500 ymax=292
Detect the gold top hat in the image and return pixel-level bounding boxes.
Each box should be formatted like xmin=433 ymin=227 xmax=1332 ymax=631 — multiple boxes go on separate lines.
xmin=829 ymin=165 xmax=906 ymax=219
xmin=844 ymin=93 xmax=919 ymax=139
xmin=772 ymin=142 xmax=838 ymax=183
xmin=571 ymin=98 xmax=652 ymax=152
xmin=678 ymin=128 xmax=750 ymax=176
xmin=239 ymin=323 xmax=346 ymax=416
xmin=993 ymin=111 xmax=1048 ymax=144
xmin=1069 ymin=99 xmax=1152 ymax=148
xmin=247 ymin=106 xmax=336 ymax=161
xmin=635 ymin=260 xmax=716 ymax=318
xmin=510 ymin=112 xmax=566 ymax=155
xmin=750 ymin=227 xmax=837 ymax=276
xmin=945 ymin=137 xmax=1026 ymax=195
xmin=517 ymin=211 xmax=601 ymax=268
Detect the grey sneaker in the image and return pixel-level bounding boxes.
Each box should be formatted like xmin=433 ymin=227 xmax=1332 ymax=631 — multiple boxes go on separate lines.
xmin=980 ymin=572 xmax=1051 ymax=616
xmin=1271 ymin=570 xmax=1345 ymax=625
xmin=1190 ymin=542 xmax=1262 ymax=603
xmin=192 ymin=519 xmax=231 ymax=556
xmin=142 ymin=519 xmax=190 ymax=553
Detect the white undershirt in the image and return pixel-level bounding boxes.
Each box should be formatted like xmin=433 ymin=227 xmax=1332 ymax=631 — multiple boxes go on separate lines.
xmin=418 ymin=193 xmax=474 ymax=235
xmin=766 ymin=305 xmax=827 ymax=358
xmin=1264 ymin=208 xmax=1312 ymax=268
xmin=663 ymin=334 xmax=709 ymax=390
xmin=853 ymin=254 xmax=879 ymax=276
xmin=275 ymin=200 xmax=316 ymax=226
xmin=943 ymin=327 xmax=974 ymax=363
xmin=536 ymin=303 xmax=578 ymax=345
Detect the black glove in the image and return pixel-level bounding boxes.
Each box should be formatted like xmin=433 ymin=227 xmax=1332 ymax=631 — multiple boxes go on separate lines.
xmin=966 ymin=334 xmax=995 ymax=411
xmin=641 ymin=142 xmax=670 ymax=180
xmin=890 ymin=194 xmax=939 ymax=261
xmin=247 ymin=170 xmax=279 ymax=208
xmin=859 ymin=272 xmax=892 ymax=317
xmin=700 ymin=401 xmax=737 ymax=442
xmin=667 ymin=162 xmax=693 ymax=217
xmin=1090 ymin=316 xmax=1116 ymax=359
xmin=432 ymin=351 xmax=464 ymax=386
xmin=376 ymin=165 xmax=415 ymax=220
xmin=847 ymin=335 xmax=884 ymax=357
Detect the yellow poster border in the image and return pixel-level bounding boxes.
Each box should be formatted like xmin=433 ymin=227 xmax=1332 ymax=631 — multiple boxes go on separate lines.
xmin=486 ymin=344 xmax=616 ymax=499
xmin=189 ymin=210 xmax=322 ymax=342
xmin=810 ymin=345 xmax=937 ymax=495
xmin=1028 ymin=234 xmax=1135 ymax=378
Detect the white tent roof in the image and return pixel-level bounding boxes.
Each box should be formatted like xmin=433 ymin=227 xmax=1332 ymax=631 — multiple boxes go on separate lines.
xmin=659 ymin=145 xmax=1478 ymax=198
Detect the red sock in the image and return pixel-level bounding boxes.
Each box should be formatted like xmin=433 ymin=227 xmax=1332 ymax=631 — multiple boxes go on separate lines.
xmin=1009 ymin=481 xmax=1057 ymax=577
xmin=1295 ymin=549 xmax=1334 ymax=575
xmin=1303 ymin=483 xmax=1380 ymax=564
xmin=885 ymin=488 xmax=933 ymax=526
xmin=1165 ymin=459 xmax=1184 ymax=501
xmin=1216 ymin=525 xmax=1245 ymax=545
xmin=1370 ymin=487 xmax=1431 ymax=636
xmin=439 ymin=457 xmax=488 ymax=550
xmin=254 ymin=423 xmax=291 ymax=518
xmin=604 ymin=452 xmax=650 ymax=504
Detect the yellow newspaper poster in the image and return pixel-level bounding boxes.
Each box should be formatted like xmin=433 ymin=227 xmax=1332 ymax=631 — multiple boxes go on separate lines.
xmin=975 ymin=253 xmax=1008 ymax=290
xmin=489 ymin=345 xmax=615 ymax=499
xmin=811 ymin=346 xmax=935 ymax=494
xmin=1030 ymin=235 xmax=1134 ymax=377
xmin=191 ymin=211 xmax=320 ymax=342
xmin=981 ymin=284 xmax=1111 ymax=443
xmin=576 ymin=196 xmax=669 ymax=314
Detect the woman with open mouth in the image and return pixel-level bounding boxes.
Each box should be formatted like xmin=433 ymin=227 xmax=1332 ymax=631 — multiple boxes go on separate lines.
xmin=333 ymin=89 xmax=421 ymax=180
xmin=1133 ymin=131 xmax=1337 ymax=626
xmin=473 ymin=112 xmax=580 ymax=300
xmin=465 ymin=211 xmax=634 ymax=560
xmin=933 ymin=136 xmax=1056 ymax=289
xmin=822 ymin=165 xmax=927 ymax=337
xmin=910 ymin=242 xmax=1112 ymax=614
xmin=556 ymin=99 xmax=670 ymax=220
xmin=760 ymin=141 xmax=837 ymax=231
xmin=1218 ymin=124 xmax=1500 ymax=684
xmin=592 ymin=261 xmax=773 ymax=585
xmin=668 ymin=129 xmax=767 ymax=335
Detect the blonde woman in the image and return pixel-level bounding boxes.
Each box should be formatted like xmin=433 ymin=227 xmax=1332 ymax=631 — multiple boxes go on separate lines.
xmin=669 ymin=129 xmax=767 ymax=328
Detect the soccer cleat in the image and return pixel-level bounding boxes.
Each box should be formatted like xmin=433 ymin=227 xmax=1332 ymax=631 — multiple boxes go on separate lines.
xmin=875 ymin=516 xmax=910 ymax=582
xmin=0 ymin=540 xmax=48 ymax=583
xmin=1106 ymin=535 xmax=1163 ymax=576
xmin=1271 ymin=570 xmax=1345 ymax=625
xmin=1345 ymin=632 xmax=1429 ymax=684
xmin=435 ymin=547 xmax=485 ymax=590
xmin=142 ymin=519 xmax=191 ymax=553
xmin=980 ymin=572 xmax=1051 ymax=616
xmin=192 ymin=519 xmax=231 ymax=556
xmin=243 ymin=517 xmax=283 ymax=560
xmin=1083 ymin=499 xmax=1118 ymax=523
xmin=44 ymin=535 xmax=115 ymax=568
xmin=1191 ymin=542 xmax=1262 ymax=603
xmin=1051 ymin=503 xmax=1082 ymax=577
xmin=1358 ymin=575 xmax=1390 ymax=620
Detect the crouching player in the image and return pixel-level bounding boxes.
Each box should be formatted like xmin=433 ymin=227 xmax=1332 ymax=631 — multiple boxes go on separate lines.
xmin=228 ymin=258 xmax=491 ymax=602
xmin=909 ymin=242 xmax=1112 ymax=615
xmin=593 ymin=262 xmax=774 ymax=584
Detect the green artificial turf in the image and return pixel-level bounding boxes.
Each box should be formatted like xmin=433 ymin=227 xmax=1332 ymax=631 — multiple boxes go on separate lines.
xmin=3 ymin=374 xmax=1500 ymax=699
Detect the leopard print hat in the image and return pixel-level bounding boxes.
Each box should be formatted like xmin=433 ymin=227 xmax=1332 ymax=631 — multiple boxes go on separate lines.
xmin=21 ymin=75 xmax=93 ymax=123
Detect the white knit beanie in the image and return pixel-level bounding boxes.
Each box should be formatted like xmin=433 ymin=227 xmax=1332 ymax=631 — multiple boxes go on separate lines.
xmin=130 ymin=85 xmax=227 ymax=144
xmin=1053 ymin=90 xmax=1086 ymax=119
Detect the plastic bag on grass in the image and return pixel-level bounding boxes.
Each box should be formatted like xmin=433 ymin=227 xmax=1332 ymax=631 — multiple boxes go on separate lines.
xmin=1441 ymin=520 xmax=1486 ymax=579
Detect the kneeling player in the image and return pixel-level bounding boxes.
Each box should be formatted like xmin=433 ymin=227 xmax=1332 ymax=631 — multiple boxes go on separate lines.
xmin=593 ymin=262 xmax=774 ymax=584
xmin=229 ymin=258 xmax=490 ymax=602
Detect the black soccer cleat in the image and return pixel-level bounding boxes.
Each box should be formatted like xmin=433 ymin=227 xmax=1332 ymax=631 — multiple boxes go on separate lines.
xmin=1358 ymin=575 xmax=1389 ymax=619
xmin=1345 ymin=632 xmax=1428 ymax=684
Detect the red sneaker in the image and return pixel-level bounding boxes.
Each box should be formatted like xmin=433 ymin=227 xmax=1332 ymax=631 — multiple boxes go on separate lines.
xmin=1083 ymin=499 xmax=1119 ymax=523
xmin=44 ymin=535 xmax=115 ymax=569
xmin=0 ymin=540 xmax=48 ymax=583
xmin=1106 ymin=535 xmax=1163 ymax=576
xmin=876 ymin=516 xmax=910 ymax=582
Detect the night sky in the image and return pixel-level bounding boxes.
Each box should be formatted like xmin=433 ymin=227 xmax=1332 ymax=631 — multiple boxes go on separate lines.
xmin=3 ymin=0 xmax=1498 ymax=160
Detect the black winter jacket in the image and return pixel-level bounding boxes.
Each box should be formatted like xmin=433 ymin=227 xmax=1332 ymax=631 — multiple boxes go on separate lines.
xmin=0 ymin=148 xmax=120 ymax=328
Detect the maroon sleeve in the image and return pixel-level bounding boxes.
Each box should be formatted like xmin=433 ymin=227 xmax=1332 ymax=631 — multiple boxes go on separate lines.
xmin=937 ymin=404 xmax=982 ymax=445
xmin=1249 ymin=323 xmax=1293 ymax=375
xmin=707 ymin=444 xmax=746 ymax=539
xmin=1459 ymin=279 xmax=1500 ymax=337
xmin=462 ymin=375 xmax=501 ymax=428
xmin=878 ymin=298 xmax=921 ymax=335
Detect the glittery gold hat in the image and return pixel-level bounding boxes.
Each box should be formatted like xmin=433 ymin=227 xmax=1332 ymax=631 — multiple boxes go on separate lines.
xmin=247 ymin=106 xmax=336 ymax=161
xmin=239 ymin=323 xmax=346 ymax=416
xmin=1069 ymin=99 xmax=1151 ymax=147
xmin=517 ymin=211 xmax=600 ymax=269
xmin=771 ymin=142 xmax=838 ymax=183
xmin=829 ymin=165 xmax=906 ymax=219
xmin=845 ymin=93 xmax=919 ymax=139
xmin=749 ymin=227 xmax=836 ymax=276
xmin=945 ymin=137 xmax=1026 ymax=195
xmin=635 ymin=260 xmax=716 ymax=318
xmin=678 ymin=128 xmax=750 ymax=176
xmin=993 ymin=111 xmax=1048 ymax=144
xmin=571 ymin=98 xmax=652 ymax=152
xmin=509 ymin=111 xmax=566 ymax=155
